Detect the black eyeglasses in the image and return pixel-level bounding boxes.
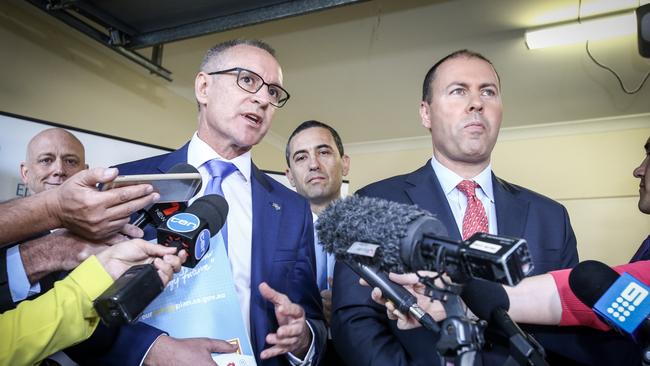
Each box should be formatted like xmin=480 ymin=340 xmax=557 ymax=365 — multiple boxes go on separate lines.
xmin=207 ymin=67 xmax=290 ymax=108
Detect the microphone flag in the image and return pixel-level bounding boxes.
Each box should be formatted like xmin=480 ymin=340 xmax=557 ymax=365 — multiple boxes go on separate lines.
xmin=593 ymin=272 xmax=650 ymax=335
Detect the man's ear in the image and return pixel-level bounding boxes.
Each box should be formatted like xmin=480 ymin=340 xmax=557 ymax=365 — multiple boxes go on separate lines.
xmin=19 ymin=162 xmax=28 ymax=184
xmin=195 ymin=72 xmax=210 ymax=106
xmin=341 ymin=154 xmax=350 ymax=177
xmin=285 ymin=168 xmax=297 ymax=188
xmin=419 ymin=101 xmax=432 ymax=130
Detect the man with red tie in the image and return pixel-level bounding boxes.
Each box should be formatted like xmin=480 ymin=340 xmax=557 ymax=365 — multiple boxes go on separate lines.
xmin=330 ymin=49 xmax=579 ymax=365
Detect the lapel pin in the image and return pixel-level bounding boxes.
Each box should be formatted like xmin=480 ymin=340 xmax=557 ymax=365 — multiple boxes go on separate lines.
xmin=271 ymin=202 xmax=281 ymax=211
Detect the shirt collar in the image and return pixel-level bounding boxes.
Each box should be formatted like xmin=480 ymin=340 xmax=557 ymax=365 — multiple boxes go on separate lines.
xmin=188 ymin=132 xmax=251 ymax=181
xmin=430 ymin=155 xmax=495 ymax=202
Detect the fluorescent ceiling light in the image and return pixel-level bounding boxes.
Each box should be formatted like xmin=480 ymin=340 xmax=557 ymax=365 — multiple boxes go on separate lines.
xmin=525 ymin=12 xmax=637 ymax=49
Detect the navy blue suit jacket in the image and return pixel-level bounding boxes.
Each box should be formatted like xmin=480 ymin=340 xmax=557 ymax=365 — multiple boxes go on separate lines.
xmin=71 ymin=143 xmax=325 ymax=366
xmin=331 ymin=160 xmax=579 ymax=366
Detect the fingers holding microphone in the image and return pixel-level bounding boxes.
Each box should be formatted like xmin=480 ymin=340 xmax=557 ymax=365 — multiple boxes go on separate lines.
xmin=96 ymin=239 xmax=187 ymax=284
xmin=153 ymin=250 xmax=189 ymax=286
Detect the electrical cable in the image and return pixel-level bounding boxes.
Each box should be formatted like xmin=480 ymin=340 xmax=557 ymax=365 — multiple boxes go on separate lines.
xmin=577 ymin=0 xmax=650 ymax=95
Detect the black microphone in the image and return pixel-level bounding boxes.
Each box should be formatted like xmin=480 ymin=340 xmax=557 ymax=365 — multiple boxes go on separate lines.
xmin=93 ymin=194 xmax=228 ymax=326
xmin=316 ymin=195 xmax=532 ymax=285
xmin=132 ymin=163 xmax=202 ymax=229
xmin=157 ymin=194 xmax=228 ymax=268
xmin=569 ymin=260 xmax=650 ymax=342
xmin=348 ymin=261 xmax=439 ymax=332
xmin=462 ymin=279 xmax=548 ymax=366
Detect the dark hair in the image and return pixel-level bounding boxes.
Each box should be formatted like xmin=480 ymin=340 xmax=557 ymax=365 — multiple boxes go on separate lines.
xmin=285 ymin=120 xmax=344 ymax=166
xmin=421 ymin=49 xmax=500 ymax=103
xmin=200 ymin=39 xmax=276 ymax=71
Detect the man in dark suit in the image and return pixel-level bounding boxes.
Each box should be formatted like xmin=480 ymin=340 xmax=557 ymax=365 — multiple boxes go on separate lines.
xmin=285 ymin=120 xmax=350 ymax=365
xmin=330 ymin=49 xmax=579 ymax=365
xmin=80 ymin=39 xmax=325 ymax=366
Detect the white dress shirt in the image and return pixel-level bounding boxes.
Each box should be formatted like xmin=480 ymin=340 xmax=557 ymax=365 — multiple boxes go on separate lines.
xmin=430 ymin=156 xmax=498 ymax=235
xmin=188 ymin=133 xmax=316 ymax=365
xmin=187 ymin=133 xmax=253 ymax=335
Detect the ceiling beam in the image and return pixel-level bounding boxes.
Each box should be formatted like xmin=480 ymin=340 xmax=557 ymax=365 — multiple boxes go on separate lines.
xmin=25 ymin=0 xmax=173 ymax=81
xmin=128 ymin=0 xmax=367 ymax=49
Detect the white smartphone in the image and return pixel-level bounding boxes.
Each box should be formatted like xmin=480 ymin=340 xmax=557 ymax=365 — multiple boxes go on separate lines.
xmin=99 ymin=173 xmax=202 ymax=203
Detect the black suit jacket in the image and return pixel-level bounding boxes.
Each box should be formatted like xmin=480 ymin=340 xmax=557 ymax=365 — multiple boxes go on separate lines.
xmin=331 ymin=161 xmax=579 ymax=366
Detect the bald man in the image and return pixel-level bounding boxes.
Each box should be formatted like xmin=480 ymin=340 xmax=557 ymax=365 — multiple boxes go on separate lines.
xmin=20 ymin=128 xmax=88 ymax=194
xmin=1 ymin=128 xmax=107 ymax=312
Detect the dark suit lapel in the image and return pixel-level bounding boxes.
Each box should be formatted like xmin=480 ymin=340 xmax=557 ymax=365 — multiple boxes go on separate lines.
xmin=405 ymin=161 xmax=462 ymax=240
xmin=492 ymin=174 xmax=529 ymax=238
xmin=249 ymin=163 xmax=279 ymax=357
xmin=156 ymin=143 xmax=190 ymax=173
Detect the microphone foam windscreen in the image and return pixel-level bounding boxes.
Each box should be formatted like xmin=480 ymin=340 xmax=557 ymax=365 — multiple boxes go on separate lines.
xmin=186 ymin=194 xmax=228 ymax=235
xmin=461 ymin=278 xmax=510 ymax=320
xmin=316 ymin=195 xmax=431 ymax=273
xmin=167 ymin=163 xmax=202 ymax=196
xmin=568 ymin=260 xmax=619 ymax=308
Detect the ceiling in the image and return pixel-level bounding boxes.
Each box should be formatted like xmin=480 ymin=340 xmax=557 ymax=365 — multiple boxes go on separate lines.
xmin=23 ymin=0 xmax=650 ymax=147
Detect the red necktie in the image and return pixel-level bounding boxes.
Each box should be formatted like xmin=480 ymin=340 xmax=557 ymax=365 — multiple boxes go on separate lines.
xmin=457 ymin=180 xmax=489 ymax=240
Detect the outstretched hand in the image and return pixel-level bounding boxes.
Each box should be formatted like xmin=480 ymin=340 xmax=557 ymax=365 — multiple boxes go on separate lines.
xmin=51 ymin=167 xmax=159 ymax=241
xmin=258 ymin=282 xmax=311 ymax=360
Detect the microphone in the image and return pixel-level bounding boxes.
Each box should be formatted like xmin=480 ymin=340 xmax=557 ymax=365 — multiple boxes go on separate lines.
xmin=569 ymin=260 xmax=650 ymax=342
xmin=157 ymin=194 xmax=228 ymax=268
xmin=94 ymin=194 xmax=228 ymax=326
xmin=348 ymin=261 xmax=439 ymax=332
xmin=132 ymin=202 xmax=185 ymax=229
xmin=132 ymin=163 xmax=202 ymax=229
xmin=462 ymin=279 xmax=548 ymax=366
xmin=316 ymin=195 xmax=532 ymax=285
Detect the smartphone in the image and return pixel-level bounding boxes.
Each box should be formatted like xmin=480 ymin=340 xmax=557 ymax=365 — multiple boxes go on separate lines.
xmin=99 ymin=173 xmax=202 ymax=203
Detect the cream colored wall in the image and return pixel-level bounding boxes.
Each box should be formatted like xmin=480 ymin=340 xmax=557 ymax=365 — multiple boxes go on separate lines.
xmin=0 ymin=2 xmax=190 ymax=150
xmin=492 ymin=128 xmax=650 ymax=265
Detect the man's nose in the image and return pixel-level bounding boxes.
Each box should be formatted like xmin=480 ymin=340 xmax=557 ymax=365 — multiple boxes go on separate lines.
xmin=308 ymin=156 xmax=321 ymax=171
xmin=51 ymin=159 xmax=65 ymax=176
xmin=634 ymin=157 xmax=648 ymax=178
xmin=467 ymin=93 xmax=484 ymax=113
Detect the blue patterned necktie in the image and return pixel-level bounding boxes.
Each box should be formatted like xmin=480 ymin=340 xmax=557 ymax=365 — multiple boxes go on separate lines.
xmin=630 ymin=235 xmax=650 ymax=263
xmin=203 ymin=159 xmax=238 ymax=250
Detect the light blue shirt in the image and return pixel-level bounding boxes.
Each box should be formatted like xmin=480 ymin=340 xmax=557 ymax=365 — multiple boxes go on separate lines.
xmin=7 ymin=244 xmax=41 ymax=302
xmin=430 ymin=156 xmax=497 ymax=236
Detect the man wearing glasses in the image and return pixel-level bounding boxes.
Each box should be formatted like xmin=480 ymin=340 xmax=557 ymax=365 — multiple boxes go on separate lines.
xmin=71 ymin=40 xmax=325 ymax=366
